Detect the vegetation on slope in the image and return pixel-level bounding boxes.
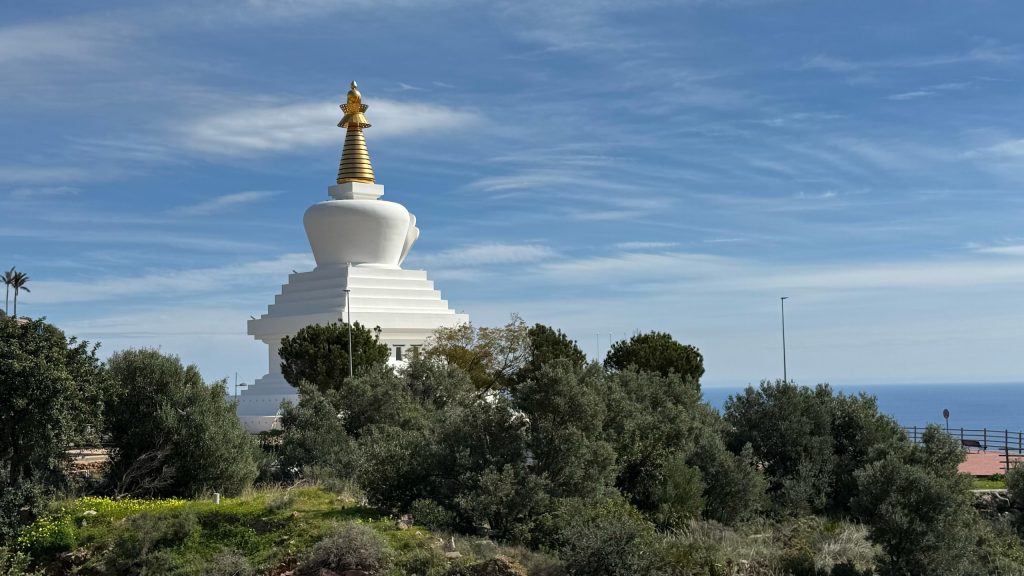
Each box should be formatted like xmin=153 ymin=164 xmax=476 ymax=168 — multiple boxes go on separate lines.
xmin=4 ymin=312 xmax=1024 ymax=575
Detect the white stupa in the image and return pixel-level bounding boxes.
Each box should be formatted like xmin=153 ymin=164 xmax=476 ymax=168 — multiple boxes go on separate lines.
xmin=236 ymin=81 xmax=468 ymax=432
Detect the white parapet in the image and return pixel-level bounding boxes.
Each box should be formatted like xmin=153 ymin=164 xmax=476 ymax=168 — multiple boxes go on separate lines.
xmin=236 ymin=264 xmax=468 ymax=433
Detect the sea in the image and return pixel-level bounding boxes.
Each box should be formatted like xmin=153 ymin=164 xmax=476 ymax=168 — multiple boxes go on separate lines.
xmin=702 ymin=382 xmax=1024 ymax=433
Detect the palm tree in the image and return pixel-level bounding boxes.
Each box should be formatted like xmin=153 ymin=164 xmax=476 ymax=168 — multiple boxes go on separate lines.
xmin=11 ymin=271 xmax=30 ymax=318
xmin=2 ymin=267 xmax=14 ymax=315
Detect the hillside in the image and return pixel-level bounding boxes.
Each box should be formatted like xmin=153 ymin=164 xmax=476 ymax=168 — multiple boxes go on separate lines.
xmin=15 ymin=487 xmax=554 ymax=576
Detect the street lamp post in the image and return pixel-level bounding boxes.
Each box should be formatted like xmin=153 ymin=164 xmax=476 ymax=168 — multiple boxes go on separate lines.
xmin=345 ymin=288 xmax=353 ymax=379
xmin=780 ymin=297 xmax=789 ymax=383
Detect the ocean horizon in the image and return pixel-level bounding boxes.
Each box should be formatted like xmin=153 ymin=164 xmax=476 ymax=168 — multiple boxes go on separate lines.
xmin=702 ymin=382 xmax=1024 ymax=433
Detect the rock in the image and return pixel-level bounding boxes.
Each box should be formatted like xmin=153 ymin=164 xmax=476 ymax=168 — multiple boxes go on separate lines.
xmin=462 ymin=556 xmax=528 ymax=576
xmin=445 ymin=551 xmax=463 ymax=560
xmin=396 ymin=513 xmax=413 ymax=530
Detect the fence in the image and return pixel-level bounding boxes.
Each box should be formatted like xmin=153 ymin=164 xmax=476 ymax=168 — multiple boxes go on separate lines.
xmin=904 ymin=426 xmax=1024 ymax=475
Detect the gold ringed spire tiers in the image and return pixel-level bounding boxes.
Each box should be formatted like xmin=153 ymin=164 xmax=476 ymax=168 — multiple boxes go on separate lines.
xmin=337 ymin=81 xmax=375 ymax=184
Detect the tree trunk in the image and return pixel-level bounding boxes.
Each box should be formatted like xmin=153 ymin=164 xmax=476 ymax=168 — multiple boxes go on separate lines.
xmin=12 ymin=288 xmax=17 ymax=317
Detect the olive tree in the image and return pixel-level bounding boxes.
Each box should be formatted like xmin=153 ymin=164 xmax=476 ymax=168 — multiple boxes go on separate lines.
xmin=104 ymin=349 xmax=259 ymax=497
xmin=0 ymin=316 xmax=104 ymax=541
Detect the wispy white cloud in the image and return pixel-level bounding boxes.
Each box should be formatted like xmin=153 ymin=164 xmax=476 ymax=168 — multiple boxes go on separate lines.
xmin=974 ymin=245 xmax=1024 ymax=256
xmin=567 ymin=209 xmax=649 ymax=222
xmin=615 ymin=241 xmax=679 ymax=251
xmin=0 ymin=166 xmax=95 ymax=184
xmin=29 ymin=253 xmax=314 ymax=304
xmin=415 ymin=243 xmax=557 ymax=267
xmin=538 ymin=250 xmax=1024 ymax=292
xmin=467 ymin=170 xmax=637 ymax=194
xmin=887 ymin=91 xmax=933 ymax=101
xmin=803 ymin=44 xmax=1022 ymax=73
xmin=795 ymin=190 xmax=838 ymax=200
xmin=0 ymin=19 xmax=130 ymax=65
xmin=887 ymin=82 xmax=970 ymax=101
xmin=178 ymin=98 xmax=482 ymax=156
xmin=172 ymin=191 xmax=278 ymax=216
xmin=8 ymin=186 xmax=79 ymax=198
xmin=234 ymin=0 xmax=447 ymax=20
xmin=972 ymin=139 xmax=1024 ymax=160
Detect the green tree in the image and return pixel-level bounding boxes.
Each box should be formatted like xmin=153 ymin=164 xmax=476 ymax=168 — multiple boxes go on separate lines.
xmin=0 ymin=316 xmax=104 ymax=541
xmin=278 ymin=385 xmax=355 ymax=480
xmin=516 ymin=361 xmax=617 ymax=499
xmin=8 ymin=271 xmax=29 ymax=318
xmin=278 ymin=322 xmax=390 ymax=393
xmin=604 ymin=331 xmax=704 ymax=384
xmin=399 ymin=355 xmax=476 ymax=411
xmin=425 ymin=314 xmax=528 ymax=390
xmin=601 ymin=369 xmax=706 ymax=522
xmin=357 ymin=425 xmax=438 ymax=512
xmin=1007 ymin=463 xmax=1024 ymax=537
xmin=724 ymin=380 xmax=906 ymax=515
xmin=104 ymin=349 xmax=258 ymax=496
xmin=515 ymin=323 xmax=587 ymax=384
xmin=1008 ymin=462 xmax=1024 ymax=513
xmin=335 ymin=369 xmax=427 ymax=437
xmin=455 ymin=464 xmax=551 ymax=542
xmin=853 ymin=425 xmax=975 ymax=576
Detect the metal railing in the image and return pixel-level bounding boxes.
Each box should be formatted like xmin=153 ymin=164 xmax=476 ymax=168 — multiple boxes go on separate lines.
xmin=904 ymin=426 xmax=1024 ymax=475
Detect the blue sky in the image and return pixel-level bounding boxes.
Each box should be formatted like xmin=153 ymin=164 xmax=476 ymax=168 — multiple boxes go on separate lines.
xmin=3 ymin=0 xmax=1024 ymax=388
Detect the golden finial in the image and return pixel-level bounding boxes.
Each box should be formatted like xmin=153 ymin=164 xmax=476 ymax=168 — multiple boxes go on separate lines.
xmin=337 ymin=80 xmax=375 ymax=184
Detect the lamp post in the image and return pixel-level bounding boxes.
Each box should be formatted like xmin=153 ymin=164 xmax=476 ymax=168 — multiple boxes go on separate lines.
xmin=780 ymin=296 xmax=789 ymax=383
xmin=344 ymin=288 xmax=353 ymax=379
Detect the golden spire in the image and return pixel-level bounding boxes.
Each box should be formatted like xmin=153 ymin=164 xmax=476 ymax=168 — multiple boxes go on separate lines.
xmin=336 ymin=81 xmax=375 ymax=184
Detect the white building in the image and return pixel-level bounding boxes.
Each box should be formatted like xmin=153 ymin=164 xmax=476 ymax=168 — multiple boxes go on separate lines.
xmin=235 ymin=82 xmax=468 ymax=433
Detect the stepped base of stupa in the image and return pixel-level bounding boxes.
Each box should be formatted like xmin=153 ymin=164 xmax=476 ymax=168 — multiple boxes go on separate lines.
xmin=236 ymin=264 xmax=467 ymax=433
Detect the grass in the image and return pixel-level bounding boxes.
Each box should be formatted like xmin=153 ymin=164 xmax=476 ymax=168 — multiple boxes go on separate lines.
xmin=17 ymin=486 xmax=548 ymax=576
xmin=973 ymin=475 xmax=1007 ymax=490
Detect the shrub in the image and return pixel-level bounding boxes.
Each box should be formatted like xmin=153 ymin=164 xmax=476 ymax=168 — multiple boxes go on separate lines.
xmin=693 ymin=441 xmax=768 ymax=524
xmin=410 ymin=499 xmax=456 ymax=531
xmin=103 ymin=509 xmax=199 ymax=574
xmin=357 ymin=425 xmax=437 ymax=512
xmin=296 ymin=522 xmax=393 ymax=576
xmin=1008 ymin=463 xmax=1024 ymax=536
xmin=1007 ymin=462 xmax=1024 ymax=510
xmin=649 ymin=455 xmax=704 ymax=529
xmin=447 ymin=555 xmax=529 ymax=576
xmin=16 ymin=512 xmax=76 ymax=558
xmin=0 ymin=546 xmax=42 ymax=576
xmin=534 ymin=496 xmax=660 ymax=576
xmin=204 ymin=549 xmax=254 ymax=576
xmin=456 ymin=466 xmax=551 ymax=542
xmin=0 ymin=479 xmax=47 ymax=547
